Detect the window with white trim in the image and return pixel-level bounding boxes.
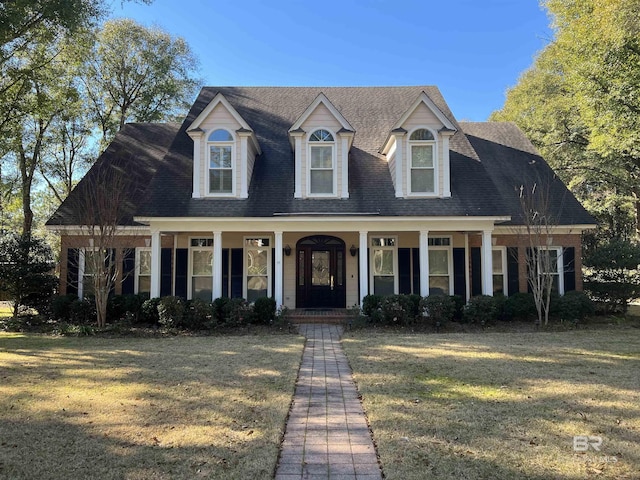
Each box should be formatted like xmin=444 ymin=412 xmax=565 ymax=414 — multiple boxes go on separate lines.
xmin=428 ymin=237 xmax=452 ymax=295
xmin=492 ymin=247 xmax=507 ymax=295
xmin=538 ymin=246 xmax=564 ymax=294
xmin=208 ymin=129 xmax=234 ymax=194
xmin=190 ymin=238 xmax=213 ymax=300
xmin=370 ymin=237 xmax=397 ymax=296
xmin=308 ymin=129 xmax=335 ymax=195
xmin=409 ymin=128 xmax=436 ymax=194
xmin=244 ymin=237 xmax=271 ymax=302
xmin=135 ymin=248 xmax=151 ymax=296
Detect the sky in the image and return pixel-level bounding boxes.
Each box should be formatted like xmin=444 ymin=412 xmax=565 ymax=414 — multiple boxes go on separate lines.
xmin=108 ymin=0 xmax=553 ymax=121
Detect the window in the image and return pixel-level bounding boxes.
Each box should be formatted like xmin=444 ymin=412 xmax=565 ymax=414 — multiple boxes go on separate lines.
xmin=208 ymin=129 xmax=234 ymax=194
xmin=370 ymin=237 xmax=397 ymax=296
xmin=409 ymin=128 xmax=435 ymax=194
xmin=245 ymin=237 xmax=271 ymax=302
xmin=308 ymin=129 xmax=334 ymax=195
xmin=190 ymin=238 xmax=213 ymax=300
xmin=428 ymin=237 xmax=452 ymax=295
xmin=135 ymin=248 xmax=151 ymax=295
xmin=492 ymin=247 xmax=507 ymax=295
xmin=80 ymin=249 xmax=102 ymax=298
xmin=538 ymin=247 xmax=564 ymax=294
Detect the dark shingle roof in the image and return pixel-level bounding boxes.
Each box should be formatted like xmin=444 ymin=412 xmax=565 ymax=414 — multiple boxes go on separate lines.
xmin=47 ymin=122 xmax=180 ymax=226
xmin=460 ymin=122 xmax=595 ymax=226
xmin=136 ymin=86 xmax=505 ymax=219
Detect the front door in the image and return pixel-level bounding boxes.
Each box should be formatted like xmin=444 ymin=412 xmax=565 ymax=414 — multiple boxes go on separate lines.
xmin=296 ymin=236 xmax=346 ymax=308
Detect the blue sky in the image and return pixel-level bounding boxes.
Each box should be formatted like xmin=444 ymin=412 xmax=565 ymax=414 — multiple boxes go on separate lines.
xmin=109 ymin=0 xmax=553 ymax=121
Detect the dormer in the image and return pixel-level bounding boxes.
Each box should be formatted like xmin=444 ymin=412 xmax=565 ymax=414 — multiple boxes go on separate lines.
xmin=288 ymin=93 xmax=355 ymax=199
xmin=187 ymin=93 xmax=261 ymax=199
xmin=381 ymin=92 xmax=456 ymax=198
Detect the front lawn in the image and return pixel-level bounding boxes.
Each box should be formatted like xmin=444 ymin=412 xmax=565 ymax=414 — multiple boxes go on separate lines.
xmin=343 ymin=327 xmax=640 ymax=480
xmin=0 ymin=333 xmax=304 ymax=480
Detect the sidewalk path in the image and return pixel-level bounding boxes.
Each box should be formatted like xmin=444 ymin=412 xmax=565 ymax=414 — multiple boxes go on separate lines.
xmin=275 ymin=324 xmax=382 ymax=480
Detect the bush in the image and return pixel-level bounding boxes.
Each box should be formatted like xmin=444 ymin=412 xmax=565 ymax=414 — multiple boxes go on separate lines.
xmin=463 ymin=295 xmax=498 ymax=325
xmin=157 ymin=296 xmax=185 ymax=329
xmin=253 ymin=297 xmax=276 ymax=324
xmin=362 ymin=295 xmax=382 ymax=317
xmin=420 ymin=294 xmax=456 ymax=326
xmin=50 ymin=294 xmax=78 ymax=322
xmin=380 ymin=294 xmax=415 ymax=325
xmin=450 ymin=295 xmax=465 ymax=321
xmin=406 ymin=294 xmax=422 ymax=319
xmin=141 ymin=297 xmax=161 ymax=325
xmin=69 ymin=297 xmax=97 ymax=324
xmin=184 ymin=298 xmax=213 ymax=330
xmin=107 ymin=294 xmax=146 ymax=322
xmin=212 ymin=297 xmax=230 ymax=324
xmin=504 ymin=293 xmax=537 ymax=321
xmin=221 ymin=298 xmax=252 ymax=327
xmin=557 ymin=291 xmax=595 ymax=322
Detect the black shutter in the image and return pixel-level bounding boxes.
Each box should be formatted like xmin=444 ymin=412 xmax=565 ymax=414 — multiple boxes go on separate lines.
xmin=563 ymin=247 xmax=576 ymax=292
xmin=412 ymin=247 xmax=420 ymax=295
xmin=471 ymin=247 xmax=482 ymax=296
xmin=160 ymin=248 xmax=172 ymax=297
xmin=506 ymin=247 xmax=520 ymax=296
xmin=67 ymin=248 xmax=79 ymax=296
xmin=398 ymin=248 xmax=412 ymax=294
xmin=452 ymin=248 xmax=466 ymax=297
xmin=231 ymin=248 xmax=243 ymax=298
xmin=175 ymin=248 xmax=188 ymax=299
xmin=222 ymin=248 xmax=229 ymax=298
xmin=122 ymin=249 xmax=135 ymax=295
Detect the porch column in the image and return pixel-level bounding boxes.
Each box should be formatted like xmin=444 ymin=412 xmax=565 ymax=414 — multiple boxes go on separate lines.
xmin=419 ymin=230 xmax=429 ymax=296
xmin=464 ymin=233 xmax=471 ymax=301
xmin=481 ymin=229 xmax=494 ymax=296
xmin=358 ymin=231 xmax=368 ymax=305
xmin=150 ymin=230 xmax=161 ymax=298
xmin=212 ymin=231 xmax=222 ymax=300
xmin=274 ymin=231 xmax=283 ymax=306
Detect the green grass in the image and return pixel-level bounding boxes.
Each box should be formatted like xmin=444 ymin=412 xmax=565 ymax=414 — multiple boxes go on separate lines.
xmin=0 ymin=332 xmax=304 ymax=480
xmin=342 ymin=328 xmax=640 ymax=480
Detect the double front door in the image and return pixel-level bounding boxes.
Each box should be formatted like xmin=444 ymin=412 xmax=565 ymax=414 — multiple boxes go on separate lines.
xmin=296 ymin=236 xmax=346 ymax=308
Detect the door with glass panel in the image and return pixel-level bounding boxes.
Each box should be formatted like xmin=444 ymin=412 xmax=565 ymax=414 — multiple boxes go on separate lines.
xmin=296 ymin=236 xmax=346 ymax=308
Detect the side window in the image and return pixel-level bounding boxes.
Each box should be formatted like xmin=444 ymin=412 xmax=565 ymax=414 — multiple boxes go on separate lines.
xmin=244 ymin=237 xmax=271 ymax=302
xmin=370 ymin=237 xmax=397 ymax=296
xmin=308 ymin=129 xmax=335 ymax=195
xmin=208 ymin=129 xmax=234 ymax=194
xmin=136 ymin=248 xmax=151 ymax=296
xmin=409 ymin=128 xmax=435 ymax=194
xmin=492 ymin=247 xmax=507 ymax=295
xmin=190 ymin=238 xmax=213 ymax=300
xmin=428 ymin=237 xmax=451 ymax=294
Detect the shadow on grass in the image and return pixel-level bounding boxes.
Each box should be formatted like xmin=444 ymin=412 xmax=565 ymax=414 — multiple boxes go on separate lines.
xmin=342 ymin=330 xmax=640 ymax=480
xmin=0 ymin=334 xmax=305 ymax=480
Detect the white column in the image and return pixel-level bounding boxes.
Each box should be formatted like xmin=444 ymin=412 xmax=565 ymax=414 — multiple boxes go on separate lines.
xmin=294 ymin=134 xmax=303 ymax=198
xmin=419 ymin=230 xmax=429 ymax=296
xmin=481 ymin=229 xmax=494 ymax=296
xmin=341 ymin=135 xmax=350 ymax=198
xmin=359 ymin=231 xmax=368 ymax=305
xmin=150 ymin=230 xmax=161 ymax=298
xmin=239 ymin=134 xmax=248 ymax=198
xmin=212 ymin=231 xmax=222 ymax=300
xmin=394 ymin=134 xmax=404 ymax=198
xmin=274 ymin=231 xmax=283 ymax=306
xmin=464 ymin=233 xmax=470 ymax=301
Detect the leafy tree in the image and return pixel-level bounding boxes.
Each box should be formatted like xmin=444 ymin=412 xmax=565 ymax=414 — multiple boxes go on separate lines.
xmin=0 ymin=233 xmax=57 ymax=318
xmin=583 ymin=237 xmax=640 ymax=313
xmin=83 ymin=18 xmax=200 ymax=145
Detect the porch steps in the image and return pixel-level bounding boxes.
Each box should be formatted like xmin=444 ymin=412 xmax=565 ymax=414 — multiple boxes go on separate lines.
xmin=288 ymin=308 xmax=349 ymax=325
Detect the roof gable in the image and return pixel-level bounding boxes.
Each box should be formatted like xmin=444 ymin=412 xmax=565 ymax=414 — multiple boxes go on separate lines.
xmin=289 ymin=92 xmax=355 ymax=133
xmin=188 ymin=92 xmax=253 ymax=133
xmin=394 ymin=91 xmax=456 ymax=131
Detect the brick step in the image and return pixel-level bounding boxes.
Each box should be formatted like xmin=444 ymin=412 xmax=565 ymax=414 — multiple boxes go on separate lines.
xmin=288 ymin=309 xmax=349 ymax=325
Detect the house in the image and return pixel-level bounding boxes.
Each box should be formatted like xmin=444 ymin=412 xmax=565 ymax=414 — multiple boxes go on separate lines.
xmin=46 ymin=86 xmax=595 ymax=309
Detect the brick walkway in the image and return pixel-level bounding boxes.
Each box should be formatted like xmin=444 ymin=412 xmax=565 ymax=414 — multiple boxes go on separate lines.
xmin=275 ymin=324 xmax=382 ymax=480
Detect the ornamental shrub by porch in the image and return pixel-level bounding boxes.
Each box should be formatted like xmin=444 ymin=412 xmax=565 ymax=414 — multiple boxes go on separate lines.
xmin=420 ymin=294 xmax=456 ymax=326
xmin=463 ymin=295 xmax=498 ymax=325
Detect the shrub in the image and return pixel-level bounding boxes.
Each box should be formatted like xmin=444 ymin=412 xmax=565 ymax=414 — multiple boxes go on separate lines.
xmin=212 ymin=297 xmax=230 ymax=324
xmin=504 ymin=293 xmax=537 ymax=320
xmin=557 ymin=291 xmax=595 ymax=322
xmin=107 ymin=294 xmax=146 ymax=322
xmin=450 ymin=295 xmax=465 ymax=321
xmin=184 ymin=298 xmax=213 ymax=330
xmin=222 ymin=298 xmax=252 ymax=327
xmin=362 ymin=294 xmax=382 ymax=317
xmin=141 ymin=297 xmax=161 ymax=325
xmin=380 ymin=294 xmax=415 ymax=325
xmin=274 ymin=304 xmax=291 ymax=327
xmin=50 ymin=294 xmax=78 ymax=322
xmin=463 ymin=295 xmax=497 ymax=325
xmin=406 ymin=294 xmax=422 ymax=320
xmin=253 ymin=297 xmax=276 ymax=324
xmin=420 ymin=294 xmax=456 ymax=326
xmin=492 ymin=293 xmax=508 ymax=321
xmin=157 ymin=296 xmax=185 ymax=329
xmin=69 ymin=297 xmax=97 ymax=324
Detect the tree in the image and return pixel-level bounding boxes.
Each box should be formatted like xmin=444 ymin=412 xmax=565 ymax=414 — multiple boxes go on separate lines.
xmin=83 ymin=18 xmax=200 ymax=145
xmin=492 ymin=0 xmax=640 ymax=238
xmin=0 ymin=233 xmax=57 ymax=318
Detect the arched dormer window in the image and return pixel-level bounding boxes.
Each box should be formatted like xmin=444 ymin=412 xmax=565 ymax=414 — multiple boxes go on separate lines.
xmin=208 ymin=129 xmax=234 ymax=194
xmin=409 ymin=128 xmax=436 ymax=194
xmin=308 ymin=129 xmax=335 ymax=195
